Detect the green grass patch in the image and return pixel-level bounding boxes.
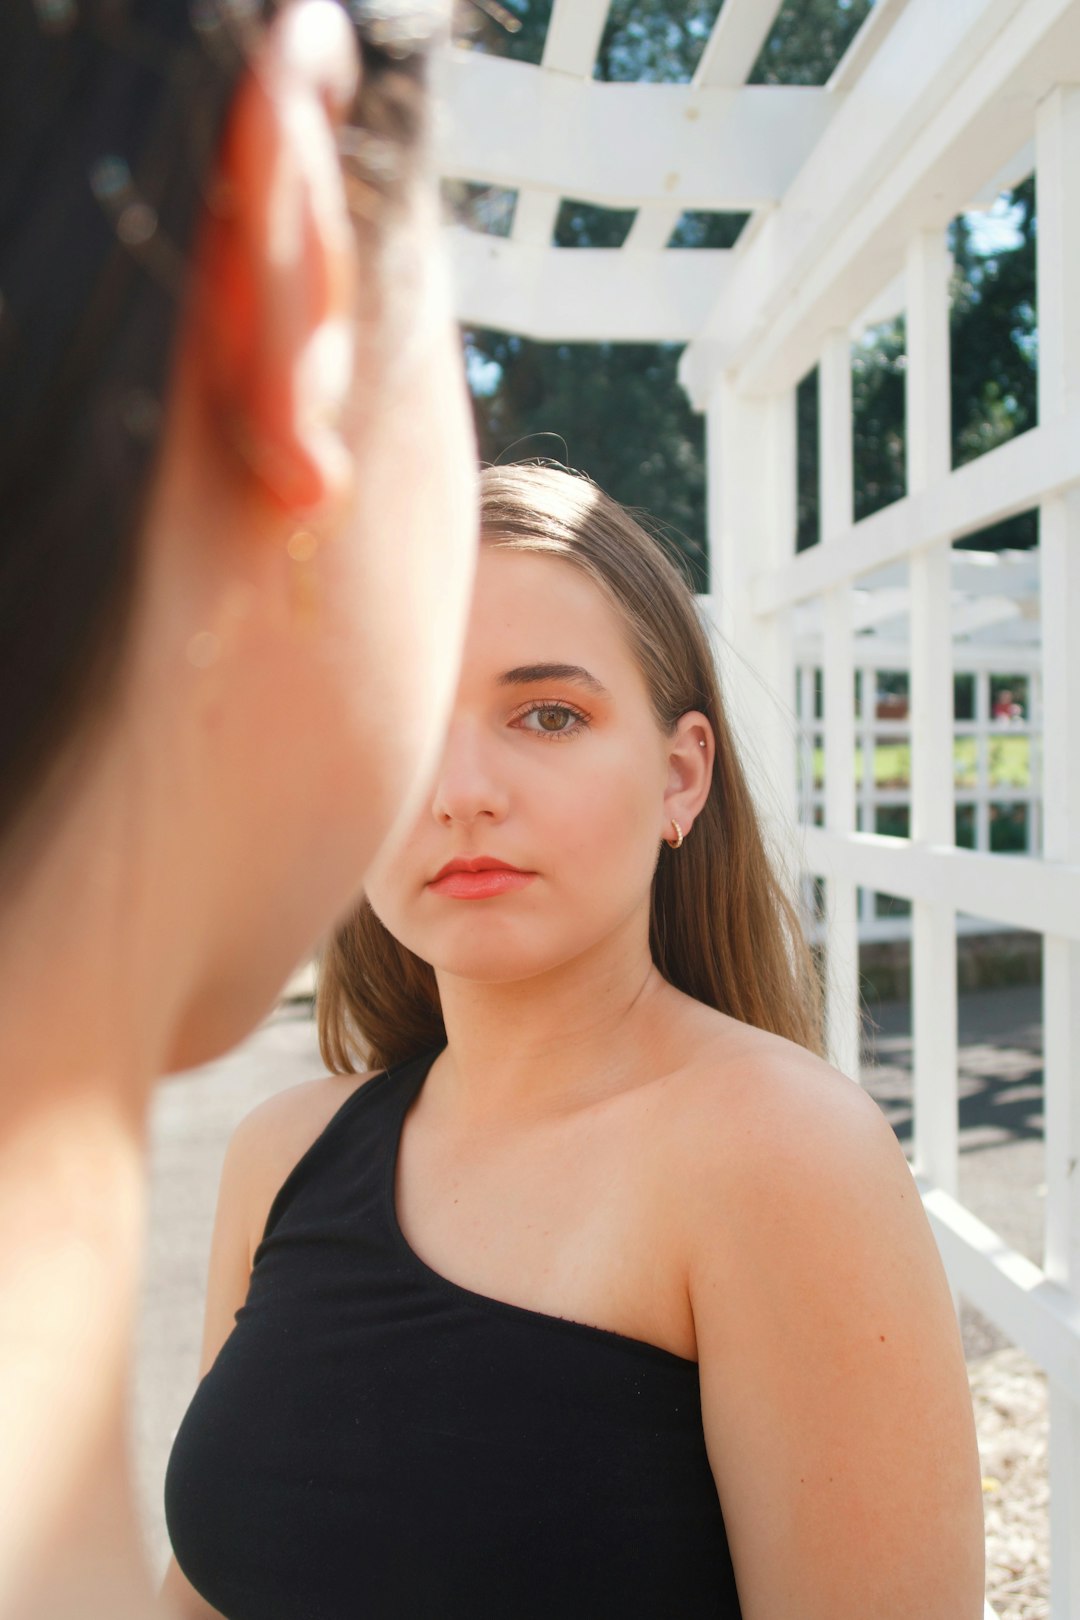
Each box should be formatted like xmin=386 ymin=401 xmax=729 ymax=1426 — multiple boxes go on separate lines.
xmin=811 ymin=736 xmax=1032 ymax=790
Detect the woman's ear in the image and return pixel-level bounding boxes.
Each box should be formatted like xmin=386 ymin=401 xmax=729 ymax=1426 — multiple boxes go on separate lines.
xmin=662 ymin=711 xmax=714 ymax=840
xmin=192 ymin=0 xmax=362 ymax=517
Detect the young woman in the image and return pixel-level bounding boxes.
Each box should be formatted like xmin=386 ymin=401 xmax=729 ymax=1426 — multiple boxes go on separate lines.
xmin=165 ymin=465 xmax=986 ymax=1619
xmin=0 ymin=3 xmax=475 ymax=1617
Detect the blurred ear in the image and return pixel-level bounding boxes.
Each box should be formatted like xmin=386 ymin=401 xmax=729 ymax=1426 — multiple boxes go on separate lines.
xmin=193 ymin=0 xmax=362 ymax=516
xmin=662 ymin=711 xmax=714 ymax=839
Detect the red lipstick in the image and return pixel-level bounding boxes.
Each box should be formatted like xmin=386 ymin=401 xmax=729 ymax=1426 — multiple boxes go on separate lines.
xmin=427 ymin=856 xmax=536 ymax=901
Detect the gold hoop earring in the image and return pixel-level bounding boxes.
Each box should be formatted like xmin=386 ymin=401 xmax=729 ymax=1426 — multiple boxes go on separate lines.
xmin=666 ymin=819 xmax=684 ymax=850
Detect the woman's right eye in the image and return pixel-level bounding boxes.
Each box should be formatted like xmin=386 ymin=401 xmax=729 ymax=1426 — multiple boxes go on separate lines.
xmin=512 ymin=701 xmax=589 ymax=739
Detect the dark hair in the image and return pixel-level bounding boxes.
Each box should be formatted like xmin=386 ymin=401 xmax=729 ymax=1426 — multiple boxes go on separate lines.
xmin=0 ymin=0 xmax=437 ymax=857
xmin=318 ymin=464 xmax=825 ymax=1072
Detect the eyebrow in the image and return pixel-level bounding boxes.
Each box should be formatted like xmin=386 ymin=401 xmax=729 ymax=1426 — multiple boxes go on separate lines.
xmin=497 ymin=663 xmax=611 ymax=697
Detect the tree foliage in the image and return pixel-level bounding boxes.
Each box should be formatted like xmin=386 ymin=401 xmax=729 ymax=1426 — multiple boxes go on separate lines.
xmin=950 ymin=175 xmax=1038 ymax=549
xmin=468 ymin=335 xmax=709 ymax=590
xmin=750 ymin=0 xmax=875 ymax=86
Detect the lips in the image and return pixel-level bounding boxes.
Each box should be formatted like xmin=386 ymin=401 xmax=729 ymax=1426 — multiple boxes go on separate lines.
xmin=426 ymin=856 xmax=536 ymax=901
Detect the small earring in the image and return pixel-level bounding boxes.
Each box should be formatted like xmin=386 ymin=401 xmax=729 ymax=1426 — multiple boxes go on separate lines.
xmin=287 ymin=528 xmax=321 ymax=631
xmin=666 ymin=819 xmax=684 ymax=850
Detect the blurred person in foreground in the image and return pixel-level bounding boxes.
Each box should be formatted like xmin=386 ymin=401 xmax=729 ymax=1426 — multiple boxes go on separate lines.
xmin=0 ymin=1 xmax=477 ymax=1616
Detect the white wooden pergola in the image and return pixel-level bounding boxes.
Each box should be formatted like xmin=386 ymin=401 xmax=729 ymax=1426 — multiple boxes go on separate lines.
xmin=435 ymin=3 xmax=1080 ymax=1614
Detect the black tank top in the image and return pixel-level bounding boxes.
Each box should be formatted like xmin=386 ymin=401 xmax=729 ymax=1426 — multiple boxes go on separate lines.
xmin=165 ymin=1051 xmax=742 ymax=1618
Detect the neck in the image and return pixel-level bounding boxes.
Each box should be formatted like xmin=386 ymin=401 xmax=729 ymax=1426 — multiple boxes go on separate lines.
xmin=432 ymin=914 xmax=673 ymax=1124
xmin=0 ymin=1082 xmax=152 ymax=1619
xmin=0 ymin=752 xmax=188 ymax=1618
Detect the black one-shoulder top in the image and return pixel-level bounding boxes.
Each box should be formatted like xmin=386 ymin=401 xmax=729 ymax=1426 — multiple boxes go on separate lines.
xmin=165 ymin=1050 xmax=742 ymax=1618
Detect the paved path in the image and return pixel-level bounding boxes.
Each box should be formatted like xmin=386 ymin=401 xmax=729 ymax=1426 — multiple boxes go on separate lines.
xmin=860 ymin=982 xmax=1044 ymax=1359
xmin=134 ymin=985 xmax=1044 ymax=1578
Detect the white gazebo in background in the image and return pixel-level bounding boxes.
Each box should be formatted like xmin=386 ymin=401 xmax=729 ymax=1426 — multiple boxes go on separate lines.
xmin=435 ymin=2 xmax=1080 ymax=1613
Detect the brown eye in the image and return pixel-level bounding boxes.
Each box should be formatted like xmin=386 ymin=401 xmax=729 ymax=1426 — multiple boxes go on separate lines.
xmin=516 ymin=702 xmax=588 ymax=739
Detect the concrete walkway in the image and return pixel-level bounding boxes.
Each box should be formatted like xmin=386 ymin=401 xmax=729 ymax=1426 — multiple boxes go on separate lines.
xmin=133 ymin=985 xmax=1044 ymax=1580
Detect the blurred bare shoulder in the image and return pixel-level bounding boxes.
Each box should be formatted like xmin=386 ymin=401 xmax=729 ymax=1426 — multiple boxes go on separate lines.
xmin=226 ymin=1068 xmax=381 ymax=1254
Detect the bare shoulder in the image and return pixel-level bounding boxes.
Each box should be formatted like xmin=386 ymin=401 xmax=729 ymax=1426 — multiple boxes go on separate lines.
xmin=662 ymin=1015 xmax=898 ymax=1195
xmin=230 ymin=1068 xmax=379 ymax=1170
xmin=227 ymin=1067 xmax=381 ymax=1183
xmin=665 ymin=1021 xmax=984 ymax=1617
xmin=652 ymin=1014 xmax=920 ymax=1287
xmin=224 ymin=1068 xmax=381 ymax=1260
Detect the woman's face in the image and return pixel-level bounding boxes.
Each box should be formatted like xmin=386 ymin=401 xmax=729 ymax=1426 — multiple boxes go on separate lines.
xmin=363 ymin=544 xmax=690 ymax=986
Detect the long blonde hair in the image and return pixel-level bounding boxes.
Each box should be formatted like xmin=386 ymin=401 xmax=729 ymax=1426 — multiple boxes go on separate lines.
xmin=318 ymin=464 xmax=824 ymax=1071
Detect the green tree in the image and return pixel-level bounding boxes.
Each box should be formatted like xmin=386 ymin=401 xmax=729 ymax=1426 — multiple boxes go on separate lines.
xmin=949 ymin=175 xmax=1038 ymax=549
xmin=468 ymin=334 xmax=709 ymax=590
xmin=593 ymin=0 xmax=722 ymax=82
xmin=750 ymin=0 xmax=875 ymax=85
xmin=852 ymin=317 xmax=907 ymax=523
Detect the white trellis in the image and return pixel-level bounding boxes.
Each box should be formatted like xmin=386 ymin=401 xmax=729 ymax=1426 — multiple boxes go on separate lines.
xmin=438 ymin=2 xmax=1080 ymax=1613
xmin=795 ymin=647 xmax=1045 ymax=941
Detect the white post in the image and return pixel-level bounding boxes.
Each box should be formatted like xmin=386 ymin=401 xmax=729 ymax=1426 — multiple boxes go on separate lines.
xmin=906 ymin=229 xmax=960 ymax=1201
xmin=703 ymin=367 xmax=801 ymax=970
xmin=857 ymin=659 xmax=871 ymax=935
xmin=755 ymin=386 xmax=799 ymax=840
xmin=1037 ymin=84 xmax=1080 ymax=1620
xmin=819 ymin=333 xmax=860 ymax=1080
xmin=975 ymin=671 xmax=990 ymax=854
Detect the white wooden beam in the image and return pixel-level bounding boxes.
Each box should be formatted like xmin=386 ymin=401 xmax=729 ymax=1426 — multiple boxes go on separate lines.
xmin=623 ymin=206 xmax=683 ymax=253
xmin=798 ymin=590 xmax=1030 ymax=640
xmin=906 ymin=228 xmax=959 ymax=1204
xmin=819 ymin=334 xmax=860 ymax=1082
xmin=682 ymin=0 xmax=1080 ymax=394
xmin=1036 ymin=84 xmax=1080 ymax=1620
xmin=692 ymin=0 xmax=784 ymax=90
xmin=860 ymin=553 xmax=1040 ymax=599
xmin=540 ymin=0 xmax=610 ymax=78
xmin=921 ymin=1184 xmax=1080 ymax=1405
xmin=751 ymin=408 xmax=1080 ymax=613
xmin=801 ymin=827 xmax=1080 ymax=943
xmin=851 ymin=588 xmax=910 ymax=632
xmin=447 ymin=228 xmax=733 ymax=342
xmin=796 ymin=637 xmax=1042 ymax=671
xmin=948 ymin=597 xmax=1021 ymax=638
xmin=433 ymin=50 xmax=834 ymax=210
xmin=852 ymin=269 xmax=907 ymax=336
xmin=510 ymin=190 xmax=560 ymax=248
xmin=826 ymin=0 xmax=916 ymax=94
xmin=966 ymin=138 xmax=1036 ymax=210
xmin=701 ymin=374 xmax=799 ymax=934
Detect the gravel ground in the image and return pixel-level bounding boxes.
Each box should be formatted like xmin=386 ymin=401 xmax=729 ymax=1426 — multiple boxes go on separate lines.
xmin=969 ymin=1348 xmax=1049 ymax=1620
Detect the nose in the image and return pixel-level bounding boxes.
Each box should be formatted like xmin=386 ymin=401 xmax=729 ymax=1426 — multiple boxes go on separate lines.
xmin=430 ymin=717 xmax=510 ymax=828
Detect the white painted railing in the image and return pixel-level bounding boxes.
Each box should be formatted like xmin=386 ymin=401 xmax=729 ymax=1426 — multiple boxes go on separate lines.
xmin=795 ymin=651 xmax=1043 ymax=940
xmin=686 ymin=52 xmax=1080 ymax=1620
